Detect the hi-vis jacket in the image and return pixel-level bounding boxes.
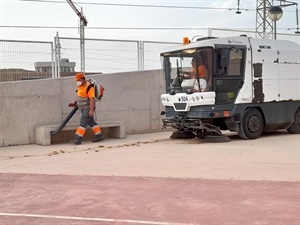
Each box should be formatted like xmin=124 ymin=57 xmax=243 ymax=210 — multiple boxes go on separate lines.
xmin=76 ymin=81 xmax=95 ymax=110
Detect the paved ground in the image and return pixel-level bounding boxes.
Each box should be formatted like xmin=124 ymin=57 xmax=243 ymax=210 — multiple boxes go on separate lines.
xmin=0 ymin=130 xmax=299 ymax=225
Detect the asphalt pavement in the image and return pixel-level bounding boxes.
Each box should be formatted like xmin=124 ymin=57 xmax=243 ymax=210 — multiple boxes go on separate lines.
xmin=0 ymin=130 xmax=299 ymax=225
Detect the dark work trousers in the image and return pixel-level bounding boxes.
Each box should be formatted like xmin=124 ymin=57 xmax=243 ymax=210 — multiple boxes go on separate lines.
xmin=80 ymin=107 xmax=98 ymax=128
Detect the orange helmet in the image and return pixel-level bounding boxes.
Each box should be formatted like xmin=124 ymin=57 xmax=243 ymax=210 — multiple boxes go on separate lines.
xmin=74 ymin=72 xmax=85 ymax=81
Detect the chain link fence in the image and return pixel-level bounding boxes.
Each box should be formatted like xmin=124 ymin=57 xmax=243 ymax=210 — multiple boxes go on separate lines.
xmin=0 ymin=40 xmax=54 ymax=82
xmin=1 ymin=29 xmax=299 ymax=82
xmin=57 ymin=37 xmax=179 ymax=74
xmin=209 ymin=28 xmax=300 ymax=43
xmin=0 ymin=38 xmax=178 ymax=82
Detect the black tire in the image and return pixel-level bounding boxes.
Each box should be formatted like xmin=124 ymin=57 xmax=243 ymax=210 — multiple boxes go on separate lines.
xmin=287 ymin=109 xmax=300 ymax=134
xmin=238 ymin=108 xmax=264 ymax=140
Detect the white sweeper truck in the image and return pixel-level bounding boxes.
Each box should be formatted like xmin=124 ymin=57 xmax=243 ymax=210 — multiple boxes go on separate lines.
xmin=160 ymin=35 xmax=300 ymax=141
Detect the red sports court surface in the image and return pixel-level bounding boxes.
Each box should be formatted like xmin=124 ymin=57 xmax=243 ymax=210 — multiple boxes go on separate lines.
xmin=0 ymin=173 xmax=299 ymax=225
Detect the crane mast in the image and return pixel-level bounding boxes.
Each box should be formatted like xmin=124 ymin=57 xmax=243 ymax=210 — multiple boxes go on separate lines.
xmin=66 ymin=0 xmax=88 ymax=73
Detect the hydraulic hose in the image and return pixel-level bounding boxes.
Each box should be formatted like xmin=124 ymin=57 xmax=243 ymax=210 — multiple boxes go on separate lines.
xmin=51 ymin=107 xmax=78 ymax=135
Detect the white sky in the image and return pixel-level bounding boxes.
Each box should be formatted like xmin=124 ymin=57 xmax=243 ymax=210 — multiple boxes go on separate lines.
xmin=0 ymin=0 xmax=299 ymax=42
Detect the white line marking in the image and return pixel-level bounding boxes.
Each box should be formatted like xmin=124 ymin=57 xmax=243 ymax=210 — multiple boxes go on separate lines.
xmin=0 ymin=212 xmax=196 ymax=225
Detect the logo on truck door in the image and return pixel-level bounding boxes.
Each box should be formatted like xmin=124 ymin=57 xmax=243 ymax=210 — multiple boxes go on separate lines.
xmin=259 ymin=45 xmax=271 ymax=49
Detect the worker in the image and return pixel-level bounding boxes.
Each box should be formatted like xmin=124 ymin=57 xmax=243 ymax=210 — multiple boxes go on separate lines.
xmin=183 ymin=57 xmax=208 ymax=92
xmin=192 ymin=58 xmax=207 ymax=79
xmin=70 ymin=72 xmax=104 ymax=145
xmin=183 ymin=57 xmax=207 ymax=79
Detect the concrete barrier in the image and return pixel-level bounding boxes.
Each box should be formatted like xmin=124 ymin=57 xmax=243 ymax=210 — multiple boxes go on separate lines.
xmin=0 ymin=70 xmax=165 ymax=146
xmin=35 ymin=121 xmax=125 ymax=146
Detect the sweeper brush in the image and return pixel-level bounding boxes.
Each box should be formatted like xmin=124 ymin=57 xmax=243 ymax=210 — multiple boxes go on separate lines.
xmin=170 ymin=130 xmax=195 ymax=139
xmin=203 ymin=135 xmax=231 ymax=143
xmin=170 ymin=130 xmax=231 ymax=142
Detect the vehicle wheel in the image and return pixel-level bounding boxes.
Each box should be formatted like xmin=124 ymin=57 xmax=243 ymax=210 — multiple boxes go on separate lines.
xmin=287 ymin=109 xmax=300 ymax=134
xmin=238 ymin=108 xmax=264 ymax=140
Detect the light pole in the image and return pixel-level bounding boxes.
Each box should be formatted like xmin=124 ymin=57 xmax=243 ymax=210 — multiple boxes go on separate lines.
xmin=268 ymin=6 xmax=283 ymax=39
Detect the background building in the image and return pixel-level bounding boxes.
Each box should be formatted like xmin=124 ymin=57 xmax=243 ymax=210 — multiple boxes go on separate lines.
xmin=34 ymin=58 xmax=75 ymax=73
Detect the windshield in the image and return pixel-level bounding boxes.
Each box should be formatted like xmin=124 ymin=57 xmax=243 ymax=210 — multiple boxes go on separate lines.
xmin=161 ymin=47 xmax=213 ymax=94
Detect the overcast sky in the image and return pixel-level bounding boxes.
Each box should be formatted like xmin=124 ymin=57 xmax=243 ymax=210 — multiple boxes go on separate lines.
xmin=0 ymin=0 xmax=299 ymax=42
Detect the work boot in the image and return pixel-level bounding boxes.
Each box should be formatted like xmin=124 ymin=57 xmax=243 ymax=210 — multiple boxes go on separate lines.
xmin=70 ymin=135 xmax=82 ymax=145
xmin=92 ymin=133 xmax=105 ymax=142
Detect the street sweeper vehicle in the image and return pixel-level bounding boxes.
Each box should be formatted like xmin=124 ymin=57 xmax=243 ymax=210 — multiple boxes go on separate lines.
xmin=160 ymin=35 xmax=300 ymax=141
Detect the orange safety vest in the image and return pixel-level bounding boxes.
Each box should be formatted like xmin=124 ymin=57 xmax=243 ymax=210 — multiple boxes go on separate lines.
xmin=76 ymin=81 xmax=95 ymax=110
xmin=77 ymin=81 xmax=95 ymax=98
xmin=192 ymin=65 xmax=206 ymax=78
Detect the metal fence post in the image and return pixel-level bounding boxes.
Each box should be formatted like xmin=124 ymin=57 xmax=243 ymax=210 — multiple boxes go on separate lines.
xmin=55 ymin=33 xmax=61 ymax=78
xmin=138 ymin=41 xmax=144 ymax=71
xmin=50 ymin=42 xmax=55 ymax=78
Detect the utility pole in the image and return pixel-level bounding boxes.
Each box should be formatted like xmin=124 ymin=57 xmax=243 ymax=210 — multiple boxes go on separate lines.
xmin=256 ymin=0 xmax=274 ymax=39
xmin=256 ymin=0 xmax=299 ymax=39
xmin=66 ymin=0 xmax=88 ymax=73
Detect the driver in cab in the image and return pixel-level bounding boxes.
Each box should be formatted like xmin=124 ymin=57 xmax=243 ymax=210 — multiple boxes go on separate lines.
xmin=183 ymin=57 xmax=208 ymax=92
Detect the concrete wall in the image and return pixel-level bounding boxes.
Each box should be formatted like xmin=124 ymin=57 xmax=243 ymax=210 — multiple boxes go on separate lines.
xmin=0 ymin=70 xmax=165 ymax=147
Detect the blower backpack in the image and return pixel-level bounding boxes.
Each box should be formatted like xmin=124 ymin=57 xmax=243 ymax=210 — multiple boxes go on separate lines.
xmin=86 ymin=78 xmax=105 ymax=101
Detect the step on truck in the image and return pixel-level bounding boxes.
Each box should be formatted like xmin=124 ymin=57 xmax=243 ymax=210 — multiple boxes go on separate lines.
xmin=160 ymin=35 xmax=300 ymax=140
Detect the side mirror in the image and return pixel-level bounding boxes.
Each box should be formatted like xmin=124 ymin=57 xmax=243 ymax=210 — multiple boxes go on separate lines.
xmin=163 ymin=59 xmax=172 ymax=74
xmin=220 ymin=49 xmax=230 ymax=66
